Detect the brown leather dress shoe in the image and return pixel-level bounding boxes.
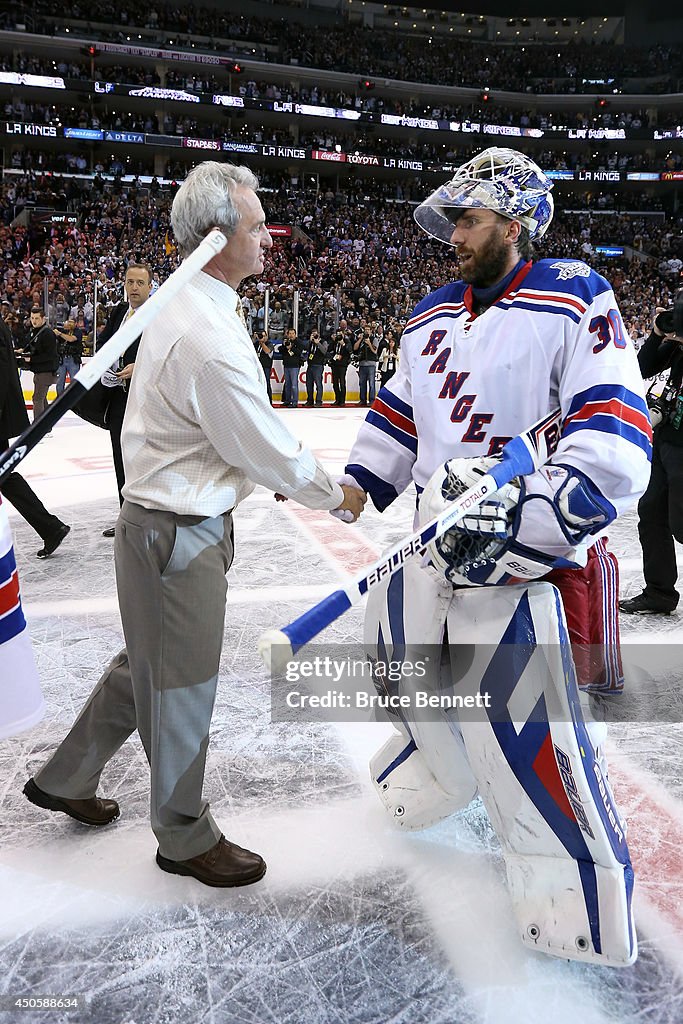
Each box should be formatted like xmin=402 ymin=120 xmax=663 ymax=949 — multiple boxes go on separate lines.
xmin=23 ymin=777 xmax=120 ymax=826
xmin=156 ymin=835 xmax=266 ymax=888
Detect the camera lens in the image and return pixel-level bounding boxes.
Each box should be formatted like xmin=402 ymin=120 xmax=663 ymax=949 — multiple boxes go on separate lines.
xmin=655 ymin=309 xmax=675 ymax=334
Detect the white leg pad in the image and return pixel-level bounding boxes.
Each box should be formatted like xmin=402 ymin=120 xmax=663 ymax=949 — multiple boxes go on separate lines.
xmin=370 ymin=729 xmax=477 ymax=830
xmin=363 ymin=553 xmax=452 ymax=653
xmin=446 ymin=582 xmax=637 ymax=967
xmin=507 ymin=855 xmax=636 ymax=965
xmin=365 ymin=559 xmax=478 ymax=827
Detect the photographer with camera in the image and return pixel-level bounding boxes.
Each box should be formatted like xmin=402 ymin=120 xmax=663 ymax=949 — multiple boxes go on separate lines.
xmin=620 ymin=289 xmax=683 ymax=616
xmin=253 ymin=329 xmax=274 ymax=404
xmin=352 ymin=328 xmax=379 ymax=407
xmin=1 ymin=301 xmax=25 ymax=349
xmin=329 ymin=329 xmax=353 ymax=407
xmin=304 ymin=328 xmax=328 ymax=407
xmin=54 ymin=318 xmax=83 ymax=396
xmin=14 ymin=308 xmax=59 ymax=423
xmin=280 ymin=327 xmax=303 ymax=408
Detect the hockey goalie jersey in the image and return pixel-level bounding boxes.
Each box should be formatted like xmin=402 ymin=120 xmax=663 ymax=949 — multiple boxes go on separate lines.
xmin=347 ymin=258 xmax=652 ymax=545
xmin=0 ymin=496 xmax=44 ymax=738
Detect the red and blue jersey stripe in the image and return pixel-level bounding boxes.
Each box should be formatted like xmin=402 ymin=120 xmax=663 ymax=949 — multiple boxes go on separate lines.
xmin=563 ymin=385 xmax=652 ymax=459
xmin=0 ymin=546 xmax=25 ymax=645
xmin=403 ymin=300 xmax=469 ymax=336
xmin=498 ymin=287 xmax=589 ymax=324
xmin=366 ymin=389 xmax=418 ymax=456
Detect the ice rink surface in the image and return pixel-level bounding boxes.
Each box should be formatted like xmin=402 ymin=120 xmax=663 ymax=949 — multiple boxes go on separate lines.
xmin=1 ymin=407 xmax=682 ymax=1024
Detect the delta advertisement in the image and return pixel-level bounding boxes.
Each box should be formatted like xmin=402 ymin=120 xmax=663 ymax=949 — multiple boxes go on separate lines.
xmin=0 ymin=123 xmax=425 ymax=176
xmin=2 ymin=121 xmax=679 ymax=185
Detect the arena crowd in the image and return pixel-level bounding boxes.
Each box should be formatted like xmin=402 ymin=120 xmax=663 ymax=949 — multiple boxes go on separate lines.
xmin=0 ymin=171 xmax=680 ymax=358
xmin=15 ymin=1 xmax=683 ymax=94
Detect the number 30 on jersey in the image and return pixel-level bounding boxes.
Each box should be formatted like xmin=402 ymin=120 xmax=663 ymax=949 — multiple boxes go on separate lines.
xmin=589 ymin=309 xmax=627 ymax=353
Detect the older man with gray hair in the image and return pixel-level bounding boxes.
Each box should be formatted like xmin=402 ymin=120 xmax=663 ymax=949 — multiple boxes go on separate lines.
xmin=24 ymin=162 xmax=366 ymax=887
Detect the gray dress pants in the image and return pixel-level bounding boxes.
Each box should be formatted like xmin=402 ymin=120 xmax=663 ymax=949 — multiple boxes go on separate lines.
xmin=36 ymin=501 xmax=234 ymax=861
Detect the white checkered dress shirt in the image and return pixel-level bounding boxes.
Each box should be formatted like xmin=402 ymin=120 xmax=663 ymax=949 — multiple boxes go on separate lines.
xmin=121 ymin=271 xmax=343 ymax=516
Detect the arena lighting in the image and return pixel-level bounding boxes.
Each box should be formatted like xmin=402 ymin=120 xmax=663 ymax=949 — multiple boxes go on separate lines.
xmin=359 ymin=79 xmax=375 ymax=90
xmin=481 ymin=90 xmax=491 ymax=103
xmin=80 ymin=45 xmax=100 ymax=57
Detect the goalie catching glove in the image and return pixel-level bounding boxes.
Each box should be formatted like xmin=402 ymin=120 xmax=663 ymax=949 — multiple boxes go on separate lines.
xmin=420 ymin=457 xmax=615 ymax=587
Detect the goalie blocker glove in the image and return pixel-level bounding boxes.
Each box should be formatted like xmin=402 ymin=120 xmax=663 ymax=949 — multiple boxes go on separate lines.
xmin=420 ymin=456 xmax=616 ymax=587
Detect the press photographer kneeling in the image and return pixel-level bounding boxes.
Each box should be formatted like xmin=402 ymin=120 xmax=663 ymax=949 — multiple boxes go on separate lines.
xmin=620 ymin=290 xmax=683 ymax=615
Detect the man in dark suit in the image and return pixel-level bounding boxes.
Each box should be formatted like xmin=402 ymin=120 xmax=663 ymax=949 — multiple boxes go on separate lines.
xmin=328 ymin=330 xmax=352 ymax=407
xmin=280 ymin=327 xmax=303 ymax=407
xmin=98 ymin=263 xmax=151 ymax=537
xmin=304 ymin=328 xmax=328 ymax=406
xmin=23 ymin=307 xmax=59 ymax=422
xmin=0 ymin=316 xmax=69 ymax=558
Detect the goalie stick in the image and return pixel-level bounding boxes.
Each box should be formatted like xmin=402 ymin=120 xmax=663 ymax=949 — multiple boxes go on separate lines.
xmin=258 ymin=406 xmax=562 ymax=672
xmin=0 ymin=228 xmax=227 ymax=487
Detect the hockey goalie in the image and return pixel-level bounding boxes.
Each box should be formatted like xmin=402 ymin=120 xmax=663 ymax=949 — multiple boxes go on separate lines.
xmin=342 ymin=148 xmax=652 ymax=966
xmin=0 ymin=494 xmax=45 ymax=739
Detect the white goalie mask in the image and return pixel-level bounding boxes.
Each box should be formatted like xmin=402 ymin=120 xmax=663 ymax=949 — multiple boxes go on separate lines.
xmin=414 ymin=147 xmax=554 ymax=246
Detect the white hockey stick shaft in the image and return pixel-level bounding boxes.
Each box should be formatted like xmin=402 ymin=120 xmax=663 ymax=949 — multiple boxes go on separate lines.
xmin=0 ymin=228 xmax=227 ymax=485
xmin=258 ymin=406 xmax=562 ymax=669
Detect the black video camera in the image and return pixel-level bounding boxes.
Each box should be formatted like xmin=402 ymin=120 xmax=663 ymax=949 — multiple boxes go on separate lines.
xmin=646 ymin=382 xmax=677 ymax=428
xmin=654 ymin=288 xmax=683 ymax=338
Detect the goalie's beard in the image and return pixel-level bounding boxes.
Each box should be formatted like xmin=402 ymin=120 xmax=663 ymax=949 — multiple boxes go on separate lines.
xmin=457 ymin=226 xmax=511 ymax=288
